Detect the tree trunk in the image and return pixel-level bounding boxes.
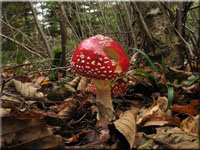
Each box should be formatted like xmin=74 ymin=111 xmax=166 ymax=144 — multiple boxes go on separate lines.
xmin=29 ymin=2 xmax=52 ymax=58
xmin=58 ymin=2 xmax=67 ymax=76
xmin=133 ymin=2 xmax=184 ymax=67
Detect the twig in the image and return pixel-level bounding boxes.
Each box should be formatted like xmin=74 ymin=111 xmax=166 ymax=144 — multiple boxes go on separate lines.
xmin=131 ymin=2 xmax=153 ymax=41
xmin=2 ymin=92 xmax=25 ymax=111
xmin=1 ymin=66 xmax=72 ymax=87
xmin=160 ymin=2 xmax=175 ymax=21
xmin=189 ymin=5 xmax=200 ymax=10
xmin=175 ymin=28 xmax=194 ymax=57
xmin=102 ymin=31 xmax=138 ymax=35
xmin=0 ymin=18 xmax=46 ymax=51
xmin=1 ymin=60 xmax=50 ymax=70
xmin=0 ymin=33 xmax=44 ymax=59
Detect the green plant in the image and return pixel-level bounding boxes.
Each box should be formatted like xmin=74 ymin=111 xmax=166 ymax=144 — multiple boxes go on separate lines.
xmin=115 ymin=48 xmax=175 ymax=112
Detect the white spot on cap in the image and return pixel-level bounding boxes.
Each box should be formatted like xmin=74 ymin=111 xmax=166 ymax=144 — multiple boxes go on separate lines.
xmin=87 ymin=56 xmax=91 ymax=60
xmin=81 ymin=60 xmax=85 ymax=63
xmin=103 ymin=71 xmax=107 ymax=73
xmin=86 ymin=66 xmax=90 ymax=69
xmin=99 ymin=58 xmax=103 ymax=61
xmin=95 ymin=51 xmax=100 ymax=55
xmin=109 ymin=70 xmax=112 ymax=73
xmin=97 ymin=63 xmax=101 ymax=66
xmin=100 ymin=66 xmax=105 ymax=69
xmin=104 ymin=61 xmax=109 ymax=64
xmin=107 ymin=66 xmax=110 ymax=69
xmin=80 ymin=54 xmax=85 ymax=59
xmin=77 ymin=59 xmax=80 ymax=62
xmin=91 ymin=61 xmax=95 ymax=65
xmin=104 ymin=57 xmax=108 ymax=60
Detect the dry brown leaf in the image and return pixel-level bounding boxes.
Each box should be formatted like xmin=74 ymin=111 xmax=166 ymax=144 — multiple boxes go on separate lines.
xmin=1 ymin=115 xmax=64 ymax=149
xmin=67 ymin=76 xmax=81 ymax=88
xmin=113 ymin=109 xmax=137 ymax=149
xmin=96 ymin=119 xmax=110 ymax=142
xmin=33 ymin=76 xmax=49 ymax=85
xmin=137 ymin=97 xmax=174 ymax=127
xmin=170 ymin=99 xmax=199 ymax=115
xmin=180 ymin=115 xmax=199 ymax=136
xmin=137 ymin=105 xmax=160 ymax=126
xmin=77 ymin=76 xmax=89 ymax=91
xmin=1 ymin=95 xmax=21 ymax=105
xmin=65 ymin=129 xmax=87 ymax=144
xmin=145 ymin=126 xmax=199 ymax=149
xmin=57 ymin=98 xmax=77 ymax=119
xmin=13 ymin=79 xmax=44 ymax=99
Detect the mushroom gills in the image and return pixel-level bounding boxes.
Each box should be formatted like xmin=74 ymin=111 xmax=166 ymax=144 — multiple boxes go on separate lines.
xmin=103 ymin=47 xmax=122 ymax=73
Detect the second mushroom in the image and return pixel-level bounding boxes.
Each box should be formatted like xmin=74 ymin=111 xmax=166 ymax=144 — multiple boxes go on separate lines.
xmin=71 ymin=35 xmax=130 ymax=121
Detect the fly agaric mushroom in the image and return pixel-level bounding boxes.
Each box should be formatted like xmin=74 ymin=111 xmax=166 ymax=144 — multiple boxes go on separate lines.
xmin=111 ymin=78 xmax=129 ymax=98
xmin=71 ymin=35 xmax=130 ymax=121
xmin=90 ymin=78 xmax=129 ymax=98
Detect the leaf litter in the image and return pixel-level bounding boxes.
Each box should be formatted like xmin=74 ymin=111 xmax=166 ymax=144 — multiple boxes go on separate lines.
xmin=1 ymin=64 xmax=199 ymax=149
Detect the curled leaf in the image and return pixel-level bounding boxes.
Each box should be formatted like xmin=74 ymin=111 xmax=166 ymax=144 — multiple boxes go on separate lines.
xmin=113 ymin=109 xmax=137 ymax=149
xmin=13 ymin=79 xmax=44 ymax=99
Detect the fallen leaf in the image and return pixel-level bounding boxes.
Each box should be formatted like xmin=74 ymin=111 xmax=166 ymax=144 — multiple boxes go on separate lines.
xmin=170 ymin=99 xmax=199 ymax=115
xmin=33 ymin=76 xmax=49 ymax=85
xmin=145 ymin=126 xmax=199 ymax=149
xmin=1 ymin=115 xmax=64 ymax=149
xmin=113 ymin=109 xmax=137 ymax=149
xmin=96 ymin=119 xmax=110 ymax=141
xmin=13 ymin=79 xmax=44 ymax=99
xmin=137 ymin=96 xmax=182 ymax=128
xmin=40 ymin=80 xmax=52 ymax=86
xmin=65 ymin=129 xmax=87 ymax=144
xmin=57 ymin=98 xmax=77 ymax=119
xmin=180 ymin=115 xmax=199 ymax=136
xmin=15 ymin=75 xmax=31 ymax=82
xmin=77 ymin=76 xmax=88 ymax=91
xmin=67 ymin=76 xmax=81 ymax=88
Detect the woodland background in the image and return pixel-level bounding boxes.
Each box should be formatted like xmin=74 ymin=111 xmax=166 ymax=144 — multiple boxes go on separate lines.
xmin=1 ymin=1 xmax=199 ymax=149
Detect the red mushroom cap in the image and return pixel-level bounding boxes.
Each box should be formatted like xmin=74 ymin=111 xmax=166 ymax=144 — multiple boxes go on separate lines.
xmin=71 ymin=35 xmax=130 ymax=80
xmin=111 ymin=78 xmax=129 ymax=98
xmin=90 ymin=78 xmax=129 ymax=98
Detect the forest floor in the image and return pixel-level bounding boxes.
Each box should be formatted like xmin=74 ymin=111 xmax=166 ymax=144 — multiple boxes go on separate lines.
xmin=1 ymin=63 xmax=199 ymax=149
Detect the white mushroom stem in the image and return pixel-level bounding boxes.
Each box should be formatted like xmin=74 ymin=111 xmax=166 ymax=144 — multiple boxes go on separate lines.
xmin=93 ymin=79 xmax=115 ymax=121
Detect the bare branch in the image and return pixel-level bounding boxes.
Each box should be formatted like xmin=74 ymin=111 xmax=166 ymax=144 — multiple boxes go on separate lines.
xmin=29 ymin=2 xmax=52 ymax=58
xmin=0 ymin=18 xmax=46 ymax=52
xmin=131 ymin=2 xmax=153 ymax=41
xmin=175 ymin=28 xmax=194 ymax=57
xmin=0 ymin=33 xmax=44 ymax=59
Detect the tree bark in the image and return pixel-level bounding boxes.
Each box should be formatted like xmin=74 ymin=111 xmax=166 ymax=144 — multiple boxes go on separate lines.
xmin=29 ymin=2 xmax=52 ymax=58
xmin=133 ymin=2 xmax=184 ymax=67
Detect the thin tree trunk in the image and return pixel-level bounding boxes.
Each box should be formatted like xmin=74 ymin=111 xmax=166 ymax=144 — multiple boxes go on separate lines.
xmin=58 ymin=2 xmax=67 ymax=76
xmin=123 ymin=2 xmax=137 ymax=48
xmin=29 ymin=2 xmax=52 ymax=58
xmin=176 ymin=2 xmax=183 ymax=35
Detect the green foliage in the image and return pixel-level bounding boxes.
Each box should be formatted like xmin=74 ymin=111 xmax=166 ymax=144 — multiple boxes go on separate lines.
xmin=164 ymin=87 xmax=174 ymax=112
xmin=187 ymin=75 xmax=200 ymax=86
xmin=129 ymin=48 xmax=160 ymax=74
xmin=126 ymin=48 xmax=174 ymax=112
